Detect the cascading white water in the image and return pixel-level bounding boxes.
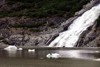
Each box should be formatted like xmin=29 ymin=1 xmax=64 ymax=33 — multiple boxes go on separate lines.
xmin=49 ymin=4 xmax=100 ymax=47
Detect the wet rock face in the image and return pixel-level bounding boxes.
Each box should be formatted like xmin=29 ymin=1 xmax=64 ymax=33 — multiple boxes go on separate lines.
xmin=96 ymin=38 xmax=100 ymax=47
xmin=0 ymin=29 xmax=10 ymax=38
xmin=79 ymin=21 xmax=100 ymax=47
xmin=0 ymin=20 xmax=7 ymax=28
xmin=7 ymin=35 xmax=30 ymax=46
xmin=0 ymin=16 xmax=66 ymax=46
xmin=83 ymin=35 xmax=100 ymax=47
xmin=77 ymin=25 xmax=96 ymax=47
xmin=4 ymin=30 xmax=60 ymax=46
xmin=0 ymin=17 xmax=19 ymax=28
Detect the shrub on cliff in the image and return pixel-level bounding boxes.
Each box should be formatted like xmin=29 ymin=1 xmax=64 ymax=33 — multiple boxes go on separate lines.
xmin=6 ymin=1 xmax=15 ymax=5
xmin=29 ymin=29 xmax=41 ymax=32
xmin=0 ymin=10 xmax=12 ymax=17
xmin=4 ymin=0 xmax=90 ymax=18
xmin=48 ymin=22 xmax=54 ymax=26
xmin=12 ymin=3 xmax=34 ymax=11
xmin=9 ymin=22 xmax=46 ymax=28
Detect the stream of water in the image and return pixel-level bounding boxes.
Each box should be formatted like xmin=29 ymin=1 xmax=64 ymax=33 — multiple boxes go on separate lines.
xmin=49 ymin=4 xmax=100 ymax=47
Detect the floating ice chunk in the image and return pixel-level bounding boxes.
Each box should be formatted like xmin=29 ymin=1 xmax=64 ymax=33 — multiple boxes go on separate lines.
xmin=28 ymin=49 xmax=35 ymax=52
xmin=4 ymin=45 xmax=17 ymax=51
xmin=17 ymin=48 xmax=23 ymax=50
xmin=51 ymin=53 xmax=60 ymax=59
xmin=46 ymin=53 xmax=60 ymax=59
xmin=46 ymin=53 xmax=51 ymax=58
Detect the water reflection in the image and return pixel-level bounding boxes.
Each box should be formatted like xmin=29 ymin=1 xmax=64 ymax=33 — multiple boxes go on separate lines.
xmin=6 ymin=50 xmax=17 ymax=57
xmin=0 ymin=49 xmax=100 ymax=60
xmin=57 ymin=50 xmax=98 ymax=59
xmin=17 ymin=50 xmax=22 ymax=57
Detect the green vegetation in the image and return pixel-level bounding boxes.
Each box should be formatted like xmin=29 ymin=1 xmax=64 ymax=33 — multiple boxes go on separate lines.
xmin=0 ymin=38 xmax=4 ymax=40
xmin=20 ymin=31 xmax=25 ymax=35
xmin=48 ymin=22 xmax=54 ymax=26
xmin=29 ymin=29 xmax=41 ymax=32
xmin=12 ymin=3 xmax=34 ymax=11
xmin=0 ymin=5 xmax=3 ymax=8
xmin=9 ymin=22 xmax=46 ymax=28
xmin=6 ymin=1 xmax=15 ymax=5
xmin=0 ymin=0 xmax=90 ymax=18
xmin=0 ymin=10 xmax=12 ymax=17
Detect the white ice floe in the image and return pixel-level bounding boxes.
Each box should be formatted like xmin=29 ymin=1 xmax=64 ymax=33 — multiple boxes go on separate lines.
xmin=28 ymin=49 xmax=35 ymax=52
xmin=17 ymin=48 xmax=23 ymax=50
xmin=46 ymin=53 xmax=51 ymax=58
xmin=46 ymin=53 xmax=60 ymax=59
xmin=4 ymin=45 xmax=17 ymax=51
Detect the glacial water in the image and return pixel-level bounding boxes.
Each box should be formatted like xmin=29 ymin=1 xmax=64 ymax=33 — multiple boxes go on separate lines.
xmin=49 ymin=4 xmax=100 ymax=47
xmin=0 ymin=48 xmax=100 ymax=67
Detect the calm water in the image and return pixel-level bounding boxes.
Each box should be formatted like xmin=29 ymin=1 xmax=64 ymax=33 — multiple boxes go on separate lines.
xmin=0 ymin=48 xmax=100 ymax=67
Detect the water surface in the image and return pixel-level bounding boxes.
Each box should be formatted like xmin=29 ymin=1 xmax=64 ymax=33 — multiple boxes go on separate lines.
xmin=0 ymin=48 xmax=100 ymax=67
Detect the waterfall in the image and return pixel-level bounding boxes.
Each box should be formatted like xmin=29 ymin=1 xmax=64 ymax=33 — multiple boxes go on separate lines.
xmin=49 ymin=4 xmax=100 ymax=47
